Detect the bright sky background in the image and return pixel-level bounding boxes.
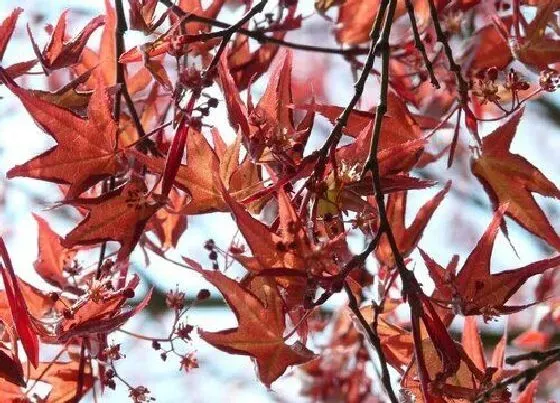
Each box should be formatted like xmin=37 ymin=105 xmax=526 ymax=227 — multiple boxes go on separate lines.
xmin=0 ymin=1 xmax=559 ymax=402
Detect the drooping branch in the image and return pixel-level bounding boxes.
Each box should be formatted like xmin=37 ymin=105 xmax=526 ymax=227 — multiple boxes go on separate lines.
xmin=404 ymin=0 xmax=439 ymax=88
xmin=344 ymin=283 xmax=398 ymax=403
xmin=360 ymin=0 xmax=448 ymax=400
xmin=426 ymin=0 xmax=479 ymax=145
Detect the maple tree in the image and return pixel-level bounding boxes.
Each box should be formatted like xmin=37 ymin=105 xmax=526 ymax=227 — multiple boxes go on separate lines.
xmin=0 ymin=0 xmax=560 ymax=401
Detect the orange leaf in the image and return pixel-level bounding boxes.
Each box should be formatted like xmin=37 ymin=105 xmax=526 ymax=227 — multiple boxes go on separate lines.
xmin=376 ymin=182 xmax=450 ymax=266
xmin=516 ymin=380 xmax=539 ymax=403
xmin=148 ymin=189 xmax=188 ymax=250
xmin=513 ymin=330 xmax=552 ymax=351
xmin=1 ymin=69 xmax=121 ymax=199
xmin=196 ymin=269 xmax=314 ymax=386
xmin=462 ymin=317 xmax=486 ymax=372
xmin=132 ymin=129 xmax=224 ymax=214
xmin=75 ymin=0 xmax=151 ymax=93
xmin=472 ymin=109 xmax=560 ymax=250
xmin=29 ymin=358 xmax=93 ymax=401
xmin=62 ymin=177 xmax=161 ymax=260
xmin=33 ymin=214 xmax=77 ymax=289
xmin=27 ymin=11 xmax=104 ymax=71
xmin=422 ymin=205 xmax=560 ymax=317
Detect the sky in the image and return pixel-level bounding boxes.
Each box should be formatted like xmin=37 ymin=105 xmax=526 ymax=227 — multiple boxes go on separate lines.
xmin=0 ymin=1 xmax=559 ymax=402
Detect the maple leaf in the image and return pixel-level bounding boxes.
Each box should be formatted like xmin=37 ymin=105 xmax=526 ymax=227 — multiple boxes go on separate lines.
xmin=517 ymin=380 xmax=539 ymax=403
xmin=295 ymin=97 xmax=442 ymax=139
xmin=359 ymin=306 xmax=414 ymax=370
xmin=30 ymin=70 xmax=93 ymax=113
xmin=330 ymin=91 xmax=425 ymax=175
xmin=0 ymin=239 xmax=40 ymax=368
xmin=514 ymin=330 xmax=552 ymax=350
xmin=132 ymin=129 xmax=224 ymax=214
xmin=213 ymin=130 xmax=265 ymax=206
xmin=62 ymin=177 xmax=162 ymax=260
xmin=120 ymin=0 xmax=225 ymax=63
xmin=220 ymin=49 xmax=313 ymax=164
xmin=0 ymin=379 xmax=25 ymax=402
xmin=218 ymin=54 xmax=251 ymax=139
xmin=33 ymin=214 xmax=77 ymax=289
xmin=469 ymin=20 xmax=513 ymax=71
xmin=27 ymin=11 xmax=105 ymax=71
xmin=422 ymin=205 xmax=560 ymax=318
xmin=336 ymin=0 xmax=411 ymax=44
xmin=0 ymin=279 xmax=63 ymax=331
xmin=0 ymin=68 xmax=122 ymax=199
xmin=133 ymin=128 xmax=264 ymax=214
xmin=462 ymin=317 xmax=486 ymax=373
xmin=222 ymin=187 xmax=310 ymax=272
xmin=471 ymin=109 xmax=560 ymax=250
xmin=196 ymin=269 xmax=314 ymax=386
xmin=226 ymin=34 xmax=282 ymax=91
xmin=128 ymin=0 xmax=167 ymax=34
xmin=172 ymin=0 xmax=225 ymax=34
xmin=57 ymin=287 xmax=152 ymax=342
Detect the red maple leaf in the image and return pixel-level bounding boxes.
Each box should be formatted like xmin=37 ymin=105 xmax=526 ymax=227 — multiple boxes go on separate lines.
xmin=62 ymin=177 xmax=162 ymax=260
xmin=422 ymin=205 xmax=560 ymax=317
xmin=0 ymin=68 xmax=122 ymax=199
xmin=27 ymin=10 xmax=105 ymax=71
xmin=472 ymin=109 xmax=560 ymax=250
xmin=196 ymin=269 xmax=314 ymax=386
xmin=33 ymin=214 xmax=77 ymax=289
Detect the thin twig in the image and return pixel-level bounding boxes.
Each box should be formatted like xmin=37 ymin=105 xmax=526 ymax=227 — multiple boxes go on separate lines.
xmin=344 ymin=282 xmax=398 ymax=403
xmin=426 ymin=0 xmax=480 ymax=145
xmin=158 ymin=0 xmax=369 ymax=56
xmin=203 ymin=0 xmax=268 ymax=77
xmin=96 ymin=0 xmax=153 ymax=279
xmin=75 ymin=340 xmax=87 ymax=400
xmin=307 ymin=0 xmax=390 ymax=186
xmin=404 ymin=0 xmax=439 ymax=88
xmin=506 ymin=347 xmax=560 ymax=365
xmin=114 ymin=0 xmax=148 ymax=148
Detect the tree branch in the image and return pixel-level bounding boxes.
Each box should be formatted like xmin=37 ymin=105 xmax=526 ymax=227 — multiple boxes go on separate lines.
xmin=404 ymin=0 xmax=439 ymax=88
xmin=344 ymin=282 xmax=398 ymax=403
xmin=476 ymin=348 xmax=560 ymax=402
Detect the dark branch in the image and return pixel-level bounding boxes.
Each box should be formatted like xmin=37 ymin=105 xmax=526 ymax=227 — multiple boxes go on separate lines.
xmin=344 ymin=283 xmax=398 ymax=403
